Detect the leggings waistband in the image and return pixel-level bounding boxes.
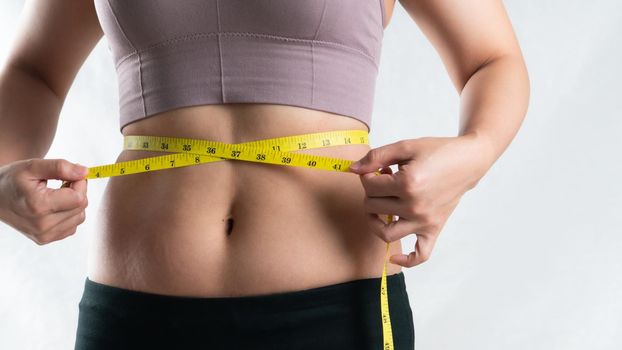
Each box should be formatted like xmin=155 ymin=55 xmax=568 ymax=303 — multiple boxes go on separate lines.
xmin=76 ymin=272 xmax=415 ymax=349
xmin=81 ymin=272 xmax=408 ymax=315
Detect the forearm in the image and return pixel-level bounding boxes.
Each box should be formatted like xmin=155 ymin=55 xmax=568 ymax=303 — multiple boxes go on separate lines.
xmin=0 ymin=62 xmax=63 ymax=166
xmin=457 ymin=54 xmax=530 ymax=173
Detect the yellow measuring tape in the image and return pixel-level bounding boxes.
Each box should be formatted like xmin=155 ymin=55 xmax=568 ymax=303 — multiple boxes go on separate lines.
xmin=78 ymin=129 xmax=396 ymax=348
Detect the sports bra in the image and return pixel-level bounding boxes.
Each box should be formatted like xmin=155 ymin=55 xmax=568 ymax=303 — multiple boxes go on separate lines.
xmin=93 ymin=0 xmax=386 ymax=133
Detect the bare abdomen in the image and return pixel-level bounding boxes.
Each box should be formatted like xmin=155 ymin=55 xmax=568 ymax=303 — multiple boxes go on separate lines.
xmin=87 ymin=103 xmax=403 ymax=297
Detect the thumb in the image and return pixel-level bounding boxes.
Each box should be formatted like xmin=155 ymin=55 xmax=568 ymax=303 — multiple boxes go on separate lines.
xmin=348 ymin=142 xmax=407 ymax=174
xmin=26 ymin=159 xmax=89 ymax=181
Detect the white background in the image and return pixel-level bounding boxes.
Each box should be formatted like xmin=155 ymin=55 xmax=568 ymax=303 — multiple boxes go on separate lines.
xmin=1 ymin=1 xmax=621 ymax=349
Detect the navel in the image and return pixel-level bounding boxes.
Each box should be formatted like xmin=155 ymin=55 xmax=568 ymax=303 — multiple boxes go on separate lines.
xmin=224 ymin=216 xmax=235 ymax=236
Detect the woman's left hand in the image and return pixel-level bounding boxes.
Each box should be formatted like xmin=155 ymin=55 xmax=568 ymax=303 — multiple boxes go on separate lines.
xmin=348 ymin=134 xmax=492 ymax=268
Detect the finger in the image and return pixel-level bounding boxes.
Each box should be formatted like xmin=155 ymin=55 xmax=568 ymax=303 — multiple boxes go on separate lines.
xmin=26 ymin=159 xmax=89 ymax=181
xmin=55 ymin=210 xmax=86 ymax=237
xmin=348 ymin=141 xmax=410 ymax=174
xmin=359 ymin=172 xmax=401 ymax=197
xmin=41 ymin=205 xmax=86 ymax=231
xmin=43 ymin=187 xmax=87 ymax=213
xmin=39 ymin=210 xmax=86 ymax=243
xmin=363 ymin=196 xmax=412 ymax=219
xmin=390 ymin=233 xmax=437 ymax=267
xmin=382 ymin=216 xmax=422 ymax=241
xmin=30 ymin=205 xmax=85 ymax=236
xmin=367 ymin=214 xmax=423 ymax=243
xmin=69 ymin=179 xmax=88 ymax=197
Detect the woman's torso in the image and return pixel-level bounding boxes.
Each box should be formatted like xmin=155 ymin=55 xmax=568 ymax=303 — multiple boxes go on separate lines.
xmin=87 ymin=0 xmax=400 ymax=297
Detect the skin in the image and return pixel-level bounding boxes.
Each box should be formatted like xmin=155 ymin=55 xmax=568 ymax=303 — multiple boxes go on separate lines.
xmin=0 ymin=0 xmax=528 ymax=296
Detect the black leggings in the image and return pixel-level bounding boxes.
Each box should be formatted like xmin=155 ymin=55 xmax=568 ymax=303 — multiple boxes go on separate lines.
xmin=74 ymin=272 xmax=415 ymax=349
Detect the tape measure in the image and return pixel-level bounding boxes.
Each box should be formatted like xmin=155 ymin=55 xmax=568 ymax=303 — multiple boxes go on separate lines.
xmin=75 ymin=129 xmax=397 ymax=348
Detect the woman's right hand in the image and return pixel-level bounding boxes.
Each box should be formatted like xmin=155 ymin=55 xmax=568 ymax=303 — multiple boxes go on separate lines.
xmin=0 ymin=158 xmax=89 ymax=245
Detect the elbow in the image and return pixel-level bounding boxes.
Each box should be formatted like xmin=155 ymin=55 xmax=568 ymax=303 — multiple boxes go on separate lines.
xmin=456 ymin=52 xmax=530 ymax=99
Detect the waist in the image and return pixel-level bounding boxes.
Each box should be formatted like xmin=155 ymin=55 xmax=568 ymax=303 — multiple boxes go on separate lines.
xmin=89 ymin=104 xmax=402 ymax=296
xmin=113 ymin=103 xmax=374 ymax=226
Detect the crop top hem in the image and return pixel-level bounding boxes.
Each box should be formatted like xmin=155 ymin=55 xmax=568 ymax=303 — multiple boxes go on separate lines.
xmin=120 ymin=102 xmax=371 ymax=135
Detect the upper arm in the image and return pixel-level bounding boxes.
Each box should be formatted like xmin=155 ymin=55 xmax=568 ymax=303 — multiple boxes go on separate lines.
xmin=3 ymin=0 xmax=104 ymax=101
xmin=397 ymin=0 xmax=524 ymax=93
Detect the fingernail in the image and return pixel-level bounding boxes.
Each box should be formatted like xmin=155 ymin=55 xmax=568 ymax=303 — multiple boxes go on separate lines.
xmin=349 ymin=161 xmax=360 ymax=171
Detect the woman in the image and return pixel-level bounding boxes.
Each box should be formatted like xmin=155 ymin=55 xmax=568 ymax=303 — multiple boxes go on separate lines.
xmin=0 ymin=0 xmax=529 ymax=349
